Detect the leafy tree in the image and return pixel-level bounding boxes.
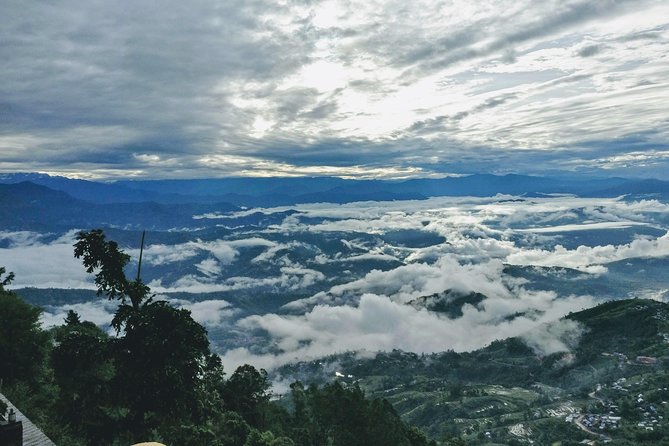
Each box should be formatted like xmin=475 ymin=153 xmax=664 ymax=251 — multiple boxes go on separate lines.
xmin=112 ymin=300 xmax=212 ymax=434
xmin=223 ymin=364 xmax=271 ymax=428
xmin=74 ymin=229 xmax=150 ymax=311
xmin=440 ymin=436 xmax=466 ymax=446
xmin=244 ymin=430 xmax=294 ymax=446
xmin=448 ymin=381 xmax=464 ymax=400
xmin=290 ymin=381 xmax=433 ymax=446
xmin=51 ymin=311 xmax=116 ymax=444
xmin=64 ymin=309 xmax=81 ymax=325
xmin=0 ymin=266 xmax=15 ymax=291
xmin=72 ymin=230 xmax=220 ymax=440
xmin=0 ymin=272 xmax=49 ymax=385
xmin=218 ymin=411 xmax=252 ymax=445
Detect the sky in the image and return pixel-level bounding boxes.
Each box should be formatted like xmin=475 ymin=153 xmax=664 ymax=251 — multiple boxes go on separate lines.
xmin=1 ymin=0 xmax=669 ymax=180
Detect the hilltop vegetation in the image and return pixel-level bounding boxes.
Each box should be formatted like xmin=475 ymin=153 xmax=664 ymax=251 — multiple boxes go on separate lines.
xmin=0 ymin=232 xmax=433 ymax=446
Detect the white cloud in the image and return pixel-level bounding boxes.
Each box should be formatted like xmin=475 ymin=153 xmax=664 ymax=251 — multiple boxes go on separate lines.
xmin=221 ymin=291 xmax=596 ymax=371
xmin=286 ymin=256 xmax=514 ymax=311
xmin=195 ymin=258 xmax=222 ymax=277
xmin=1 ymin=1 xmax=669 ymax=177
xmin=168 ymin=298 xmax=236 ymax=326
xmin=136 ymin=237 xmax=279 ymax=267
xmin=211 ymin=194 xmax=669 ymax=370
xmin=251 ymin=241 xmax=302 ymax=263
xmin=40 ymin=296 xmax=237 ymax=329
xmin=0 ymin=230 xmax=93 ymax=289
xmin=40 ymin=299 xmax=118 ymax=329
xmin=506 ymin=232 xmax=669 ymax=273
xmin=519 ymin=221 xmax=650 ymax=233
xmin=521 ymin=319 xmax=586 ymax=356
xmin=149 ymin=265 xmax=326 ymax=294
xmin=1 ymin=194 xmax=668 ymax=375
xmin=0 ymin=231 xmax=46 ymax=247
xmin=332 ymin=252 xmax=400 ymax=263
xmin=139 ymin=243 xmax=201 ymax=265
xmin=4 ymin=196 xmax=668 ymax=293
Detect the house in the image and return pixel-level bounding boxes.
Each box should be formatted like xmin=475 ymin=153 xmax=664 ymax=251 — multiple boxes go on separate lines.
xmin=0 ymin=393 xmax=55 ymax=446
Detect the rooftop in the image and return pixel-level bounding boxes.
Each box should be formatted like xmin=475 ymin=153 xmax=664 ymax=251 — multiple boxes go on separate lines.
xmin=0 ymin=393 xmax=55 ymax=446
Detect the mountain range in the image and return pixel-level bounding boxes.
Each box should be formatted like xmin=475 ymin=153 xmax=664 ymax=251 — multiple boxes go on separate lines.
xmin=2 ymin=172 xmax=669 ymax=231
xmin=2 ymin=173 xmax=669 ymax=209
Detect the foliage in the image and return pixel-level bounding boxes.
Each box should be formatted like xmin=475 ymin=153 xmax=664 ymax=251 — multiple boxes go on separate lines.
xmin=0 ymin=266 xmax=15 ymax=290
xmin=71 ymin=230 xmax=218 ymax=440
xmin=0 ymin=285 xmax=49 ymax=385
xmin=113 ymin=300 xmax=213 ymax=437
xmin=51 ymin=312 xmax=116 ymax=443
xmin=74 ymin=229 xmax=149 ymax=310
xmin=222 ymin=364 xmax=271 ymax=427
xmin=289 ymin=381 xmax=435 ymax=446
xmin=0 ymin=229 xmax=432 ymax=445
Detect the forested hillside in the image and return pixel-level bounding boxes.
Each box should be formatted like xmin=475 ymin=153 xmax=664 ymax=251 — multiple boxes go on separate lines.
xmin=278 ymin=299 xmax=669 ymax=445
xmin=0 ymin=232 xmax=433 ymax=446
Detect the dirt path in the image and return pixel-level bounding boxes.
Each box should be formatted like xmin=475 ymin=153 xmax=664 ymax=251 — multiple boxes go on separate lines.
xmin=574 ymin=415 xmax=606 ymax=439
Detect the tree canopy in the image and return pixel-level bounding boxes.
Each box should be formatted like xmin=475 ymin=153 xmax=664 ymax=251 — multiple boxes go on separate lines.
xmin=0 ymin=230 xmax=434 ymax=446
xmin=0 ymin=270 xmax=49 ymax=386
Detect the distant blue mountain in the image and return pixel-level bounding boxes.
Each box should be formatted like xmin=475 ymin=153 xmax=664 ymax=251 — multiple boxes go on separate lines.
xmin=118 ymin=177 xmax=350 ymax=196
xmin=0 ymin=182 xmax=238 ymax=231
xmin=1 ymin=173 xmax=668 ymax=210
xmin=397 ymin=174 xmax=632 ymax=196
xmin=0 ymin=173 xmax=210 ymax=204
xmin=0 ymin=174 xmax=427 ymax=206
xmin=582 ymin=178 xmax=669 ymax=197
xmin=116 ymin=173 xmax=669 ymax=201
xmin=118 ymin=173 xmax=663 ymax=200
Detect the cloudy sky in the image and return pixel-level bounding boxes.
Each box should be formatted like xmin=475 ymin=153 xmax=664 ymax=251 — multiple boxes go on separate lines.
xmin=2 ymin=0 xmax=669 ymax=179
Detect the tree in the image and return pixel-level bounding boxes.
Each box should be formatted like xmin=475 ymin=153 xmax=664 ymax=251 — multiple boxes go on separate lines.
xmin=67 ymin=230 xmax=435 ymax=445
xmin=64 ymin=310 xmax=81 ymax=325
xmin=223 ymin=364 xmax=271 ymax=428
xmin=112 ymin=300 xmax=212 ymax=432
xmin=0 ymin=272 xmax=49 ymax=385
xmin=292 ymin=381 xmax=432 ymax=446
xmin=74 ymin=229 xmax=150 ymax=311
xmin=51 ymin=312 xmax=116 ymax=444
xmin=0 ymin=266 xmax=15 ymax=291
xmin=72 ymin=230 xmax=218 ymax=440
xmin=244 ymin=430 xmax=296 ymax=446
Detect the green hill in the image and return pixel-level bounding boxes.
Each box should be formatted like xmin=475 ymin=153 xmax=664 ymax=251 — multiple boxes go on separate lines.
xmin=278 ymin=299 xmax=669 ymax=445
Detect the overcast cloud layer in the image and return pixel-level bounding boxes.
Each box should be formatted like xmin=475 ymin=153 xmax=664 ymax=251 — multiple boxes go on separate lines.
xmin=1 ymin=0 xmax=669 ymax=179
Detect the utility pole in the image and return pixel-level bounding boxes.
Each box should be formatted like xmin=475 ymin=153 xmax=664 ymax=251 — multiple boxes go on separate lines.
xmin=136 ymin=230 xmax=146 ymax=282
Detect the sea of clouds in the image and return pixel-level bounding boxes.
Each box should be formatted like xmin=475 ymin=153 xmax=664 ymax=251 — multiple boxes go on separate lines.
xmin=1 ymin=195 xmax=668 ymax=370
